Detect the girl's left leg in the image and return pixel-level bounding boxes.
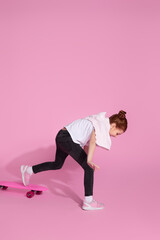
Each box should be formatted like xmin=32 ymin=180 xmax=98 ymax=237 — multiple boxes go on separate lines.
xmin=67 ymin=142 xmax=94 ymax=197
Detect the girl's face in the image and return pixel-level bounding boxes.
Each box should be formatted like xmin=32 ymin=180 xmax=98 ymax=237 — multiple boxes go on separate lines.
xmin=109 ymin=123 xmax=124 ymax=137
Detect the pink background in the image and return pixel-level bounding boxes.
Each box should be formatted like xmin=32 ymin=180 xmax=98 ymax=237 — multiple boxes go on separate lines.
xmin=0 ymin=0 xmax=159 ymax=239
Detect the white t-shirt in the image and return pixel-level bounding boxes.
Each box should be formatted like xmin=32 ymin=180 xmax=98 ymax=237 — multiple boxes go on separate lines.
xmin=64 ymin=118 xmax=94 ymax=148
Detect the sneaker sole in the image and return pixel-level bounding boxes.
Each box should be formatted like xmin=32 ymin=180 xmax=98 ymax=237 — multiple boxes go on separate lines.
xmin=82 ymin=206 xmax=104 ymax=210
xmin=21 ymin=165 xmax=28 ymax=186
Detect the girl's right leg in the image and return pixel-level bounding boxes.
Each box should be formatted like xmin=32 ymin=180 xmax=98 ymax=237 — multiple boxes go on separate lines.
xmin=21 ymin=141 xmax=69 ymax=186
xmin=32 ymin=146 xmax=68 ymax=173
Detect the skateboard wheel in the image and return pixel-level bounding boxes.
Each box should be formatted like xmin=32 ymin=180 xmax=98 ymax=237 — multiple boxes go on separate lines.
xmin=26 ymin=191 xmax=34 ymax=198
xmin=2 ymin=186 xmax=8 ymax=190
xmin=36 ymin=191 xmax=42 ymax=195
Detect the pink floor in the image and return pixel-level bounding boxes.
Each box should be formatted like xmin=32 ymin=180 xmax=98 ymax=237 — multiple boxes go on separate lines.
xmin=1 ymin=153 xmax=159 ymax=240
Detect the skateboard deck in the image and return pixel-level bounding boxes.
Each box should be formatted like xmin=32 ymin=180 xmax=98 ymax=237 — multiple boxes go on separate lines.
xmin=0 ymin=181 xmax=48 ymax=198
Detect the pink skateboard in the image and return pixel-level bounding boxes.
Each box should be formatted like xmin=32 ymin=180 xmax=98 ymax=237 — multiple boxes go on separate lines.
xmin=0 ymin=181 xmax=48 ymax=198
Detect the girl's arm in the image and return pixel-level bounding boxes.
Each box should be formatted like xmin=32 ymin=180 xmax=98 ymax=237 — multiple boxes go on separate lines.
xmin=87 ymin=129 xmax=100 ymax=170
xmin=83 ymin=145 xmax=89 ymax=155
xmin=87 ymin=141 xmax=96 ymax=163
xmin=83 ymin=129 xmax=96 ymax=155
xmin=87 ymin=129 xmax=96 ymax=163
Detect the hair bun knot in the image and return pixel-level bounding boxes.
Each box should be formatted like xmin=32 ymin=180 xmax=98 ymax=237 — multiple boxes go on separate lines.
xmin=118 ymin=110 xmax=126 ymax=119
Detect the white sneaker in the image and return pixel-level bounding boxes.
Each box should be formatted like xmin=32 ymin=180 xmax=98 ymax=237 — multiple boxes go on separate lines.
xmin=82 ymin=199 xmax=104 ymax=210
xmin=21 ymin=165 xmax=32 ymax=186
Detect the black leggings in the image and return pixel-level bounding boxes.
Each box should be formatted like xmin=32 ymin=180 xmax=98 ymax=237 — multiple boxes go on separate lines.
xmin=32 ymin=129 xmax=94 ymax=196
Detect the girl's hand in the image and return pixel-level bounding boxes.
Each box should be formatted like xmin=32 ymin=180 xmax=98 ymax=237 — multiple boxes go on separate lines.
xmin=87 ymin=161 xmax=100 ymax=171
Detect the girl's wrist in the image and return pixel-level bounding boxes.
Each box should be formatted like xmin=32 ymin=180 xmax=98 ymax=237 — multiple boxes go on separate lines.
xmin=87 ymin=159 xmax=92 ymax=163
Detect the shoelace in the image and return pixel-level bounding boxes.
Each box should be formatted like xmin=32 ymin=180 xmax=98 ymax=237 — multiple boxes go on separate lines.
xmin=84 ymin=199 xmax=98 ymax=204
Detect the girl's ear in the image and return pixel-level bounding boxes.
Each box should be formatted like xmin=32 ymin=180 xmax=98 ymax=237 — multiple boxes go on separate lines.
xmin=112 ymin=123 xmax=116 ymax=128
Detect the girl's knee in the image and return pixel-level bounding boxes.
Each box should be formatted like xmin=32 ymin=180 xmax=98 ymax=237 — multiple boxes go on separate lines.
xmin=83 ymin=163 xmax=94 ymax=172
xmin=52 ymin=162 xmax=63 ymax=169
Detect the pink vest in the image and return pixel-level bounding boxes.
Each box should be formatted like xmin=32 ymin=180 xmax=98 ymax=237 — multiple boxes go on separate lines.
xmin=84 ymin=112 xmax=111 ymax=150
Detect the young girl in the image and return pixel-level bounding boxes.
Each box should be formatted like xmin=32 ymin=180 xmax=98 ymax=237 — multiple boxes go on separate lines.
xmin=21 ymin=110 xmax=128 ymax=211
